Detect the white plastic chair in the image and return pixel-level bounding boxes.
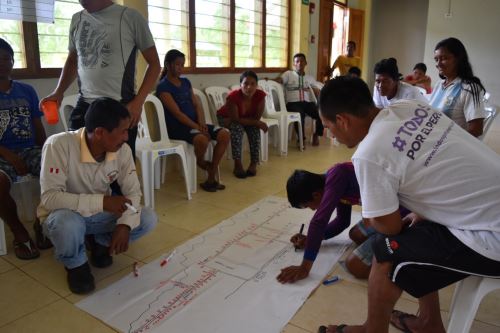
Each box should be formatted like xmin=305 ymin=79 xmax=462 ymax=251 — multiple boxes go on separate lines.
xmin=179 ymin=88 xmax=222 ymax=193
xmin=136 ymin=94 xmax=191 ymax=208
xmin=447 ymin=276 xmax=500 ymax=333
xmin=258 ymin=80 xmax=303 ymax=155
xmin=59 ymin=94 xmax=79 ymax=131
xmin=479 ymin=92 xmax=498 ymax=141
xmin=0 ymin=176 xmax=41 ymax=256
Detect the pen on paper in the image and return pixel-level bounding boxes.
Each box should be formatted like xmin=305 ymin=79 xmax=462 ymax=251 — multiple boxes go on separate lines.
xmin=125 ymin=202 xmax=138 ymax=214
xmin=295 ymin=223 xmax=305 ymax=252
xmin=323 ymin=275 xmax=340 ymax=286
xmin=160 ymin=250 xmax=176 ymax=267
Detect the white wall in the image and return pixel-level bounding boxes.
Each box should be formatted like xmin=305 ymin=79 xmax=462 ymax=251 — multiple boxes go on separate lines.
xmin=368 ymin=0 xmax=429 ymax=88
xmin=423 ymin=0 xmax=500 ymax=105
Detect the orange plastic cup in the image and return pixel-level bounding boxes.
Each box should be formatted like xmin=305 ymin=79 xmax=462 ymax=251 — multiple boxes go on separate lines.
xmin=41 ymin=100 xmax=59 ymax=125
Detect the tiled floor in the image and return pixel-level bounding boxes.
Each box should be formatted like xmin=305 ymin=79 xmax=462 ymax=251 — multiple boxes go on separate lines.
xmin=1 ymin=121 xmax=499 ymax=332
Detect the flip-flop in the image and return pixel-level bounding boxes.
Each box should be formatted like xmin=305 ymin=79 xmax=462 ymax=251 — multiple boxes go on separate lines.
xmin=390 ymin=310 xmax=417 ymax=333
xmin=318 ymin=324 xmax=347 ymax=333
xmin=13 ymin=239 xmax=40 ymax=260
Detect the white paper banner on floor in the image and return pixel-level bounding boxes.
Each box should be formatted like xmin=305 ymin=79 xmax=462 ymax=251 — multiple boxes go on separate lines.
xmin=76 ymin=196 xmax=359 ymax=333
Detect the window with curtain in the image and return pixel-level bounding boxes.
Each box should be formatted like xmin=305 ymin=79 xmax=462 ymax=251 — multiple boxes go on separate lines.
xmin=148 ymin=0 xmax=190 ymax=66
xmin=265 ymin=0 xmax=288 ymax=68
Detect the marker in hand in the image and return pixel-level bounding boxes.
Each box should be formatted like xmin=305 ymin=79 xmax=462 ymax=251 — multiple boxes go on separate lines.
xmin=295 ymin=223 xmax=305 ymax=252
xmin=125 ymin=202 xmax=138 ymax=214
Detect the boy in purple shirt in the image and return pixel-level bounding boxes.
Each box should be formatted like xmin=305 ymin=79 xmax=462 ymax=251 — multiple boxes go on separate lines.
xmin=277 ymin=162 xmax=376 ymax=283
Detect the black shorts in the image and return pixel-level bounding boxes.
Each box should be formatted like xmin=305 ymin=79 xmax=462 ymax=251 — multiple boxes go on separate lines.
xmin=169 ymin=124 xmax=223 ymax=144
xmin=372 ymin=222 xmax=500 ymax=298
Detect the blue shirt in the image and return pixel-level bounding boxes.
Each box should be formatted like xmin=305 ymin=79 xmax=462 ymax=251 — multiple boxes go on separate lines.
xmin=156 ymin=77 xmax=197 ymax=138
xmin=0 ymin=81 xmax=42 ymax=150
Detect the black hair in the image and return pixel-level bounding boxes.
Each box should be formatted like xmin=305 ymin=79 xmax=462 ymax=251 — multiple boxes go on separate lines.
xmin=239 ymin=70 xmax=258 ymax=83
xmin=413 ymin=62 xmax=427 ymax=73
xmin=293 ymin=53 xmax=307 ymax=62
xmin=348 ymin=66 xmax=361 ymax=77
xmin=85 ymin=97 xmax=130 ymax=133
xmin=0 ymin=38 xmax=14 ymax=59
xmin=434 ymin=37 xmax=485 ymax=107
xmin=287 ymin=170 xmax=325 ymax=208
xmin=374 ymin=57 xmax=400 ymax=81
xmin=319 ymin=76 xmax=374 ymax=122
xmin=347 ymin=41 xmax=356 ymax=48
xmin=159 ymin=49 xmax=185 ymax=81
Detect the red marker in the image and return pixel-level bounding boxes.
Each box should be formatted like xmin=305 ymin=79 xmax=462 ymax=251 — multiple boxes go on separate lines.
xmin=160 ymin=250 xmax=176 ymax=267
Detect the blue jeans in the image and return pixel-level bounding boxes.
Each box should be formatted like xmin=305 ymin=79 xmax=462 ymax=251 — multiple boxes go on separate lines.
xmin=42 ymin=208 xmax=157 ymax=269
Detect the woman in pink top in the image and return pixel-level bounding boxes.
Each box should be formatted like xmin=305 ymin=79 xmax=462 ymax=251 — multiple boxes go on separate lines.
xmin=217 ymin=71 xmax=268 ymax=178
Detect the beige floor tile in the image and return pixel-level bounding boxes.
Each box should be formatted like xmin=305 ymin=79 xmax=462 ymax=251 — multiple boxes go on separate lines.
xmin=0 ymin=257 xmax=14 ymax=274
xmin=0 ymin=269 xmax=60 ymax=327
xmin=2 ymin=221 xmax=53 ymax=268
xmin=126 ymin=222 xmax=194 ymax=261
xmin=288 ymin=278 xmax=420 ymax=333
xmin=0 ymin=299 xmax=115 ymax=333
xmin=66 ymin=264 xmax=135 ymax=304
xmin=282 ymin=323 xmax=313 ymax=333
xmin=159 ymin=200 xmax=234 ymax=233
xmin=476 ymin=289 xmax=500 ymax=326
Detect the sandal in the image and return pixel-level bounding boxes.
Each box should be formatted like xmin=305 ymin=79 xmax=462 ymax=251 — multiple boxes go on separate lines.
xmin=200 ymin=181 xmax=217 ymax=192
xmin=318 ymin=324 xmax=347 ymax=333
xmin=13 ymin=239 xmax=40 ymax=260
xmin=33 ymin=220 xmax=53 ymax=250
xmin=215 ymin=182 xmax=226 ymax=190
xmin=390 ymin=310 xmax=417 ymax=333
xmin=233 ymin=169 xmax=247 ymax=179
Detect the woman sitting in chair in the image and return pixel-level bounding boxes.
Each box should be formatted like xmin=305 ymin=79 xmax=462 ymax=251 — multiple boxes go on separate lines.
xmin=156 ymin=49 xmax=230 ymax=192
xmin=217 ymin=71 xmax=268 ymax=178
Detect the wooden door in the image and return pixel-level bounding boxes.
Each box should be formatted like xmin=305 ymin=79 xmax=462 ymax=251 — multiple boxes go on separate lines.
xmin=348 ymin=8 xmax=364 ymax=60
xmin=316 ymin=0 xmax=334 ymax=81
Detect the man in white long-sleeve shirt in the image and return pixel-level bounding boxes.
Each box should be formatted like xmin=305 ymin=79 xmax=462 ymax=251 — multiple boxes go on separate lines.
xmin=38 ymin=98 xmax=157 ymax=294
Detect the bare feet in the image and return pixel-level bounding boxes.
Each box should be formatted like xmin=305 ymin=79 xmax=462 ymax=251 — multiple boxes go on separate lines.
xmin=390 ymin=310 xmax=445 ymax=333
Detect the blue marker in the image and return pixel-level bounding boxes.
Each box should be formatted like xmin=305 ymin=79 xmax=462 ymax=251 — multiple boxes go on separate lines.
xmin=323 ymin=275 xmax=340 ymax=286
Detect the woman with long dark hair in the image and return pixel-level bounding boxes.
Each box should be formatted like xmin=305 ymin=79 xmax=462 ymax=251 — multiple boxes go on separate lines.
xmin=429 ymin=37 xmax=486 ymax=137
xmin=156 ymin=50 xmax=230 ymax=192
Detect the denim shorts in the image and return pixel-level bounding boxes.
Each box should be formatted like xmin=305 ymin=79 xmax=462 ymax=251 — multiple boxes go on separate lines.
xmin=352 ymin=219 xmax=377 ymax=266
xmin=0 ymin=146 xmax=42 ymax=183
xmin=353 ymin=234 xmax=377 ymax=266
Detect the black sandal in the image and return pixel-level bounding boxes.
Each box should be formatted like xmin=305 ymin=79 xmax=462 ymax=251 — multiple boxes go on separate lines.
xmin=13 ymin=239 xmax=40 ymax=260
xmin=200 ymin=181 xmax=217 ymax=192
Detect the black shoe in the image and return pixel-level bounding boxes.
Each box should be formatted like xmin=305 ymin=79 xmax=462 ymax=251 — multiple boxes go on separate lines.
xmin=66 ymin=262 xmax=95 ymax=294
xmin=90 ymin=241 xmax=113 ymax=268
